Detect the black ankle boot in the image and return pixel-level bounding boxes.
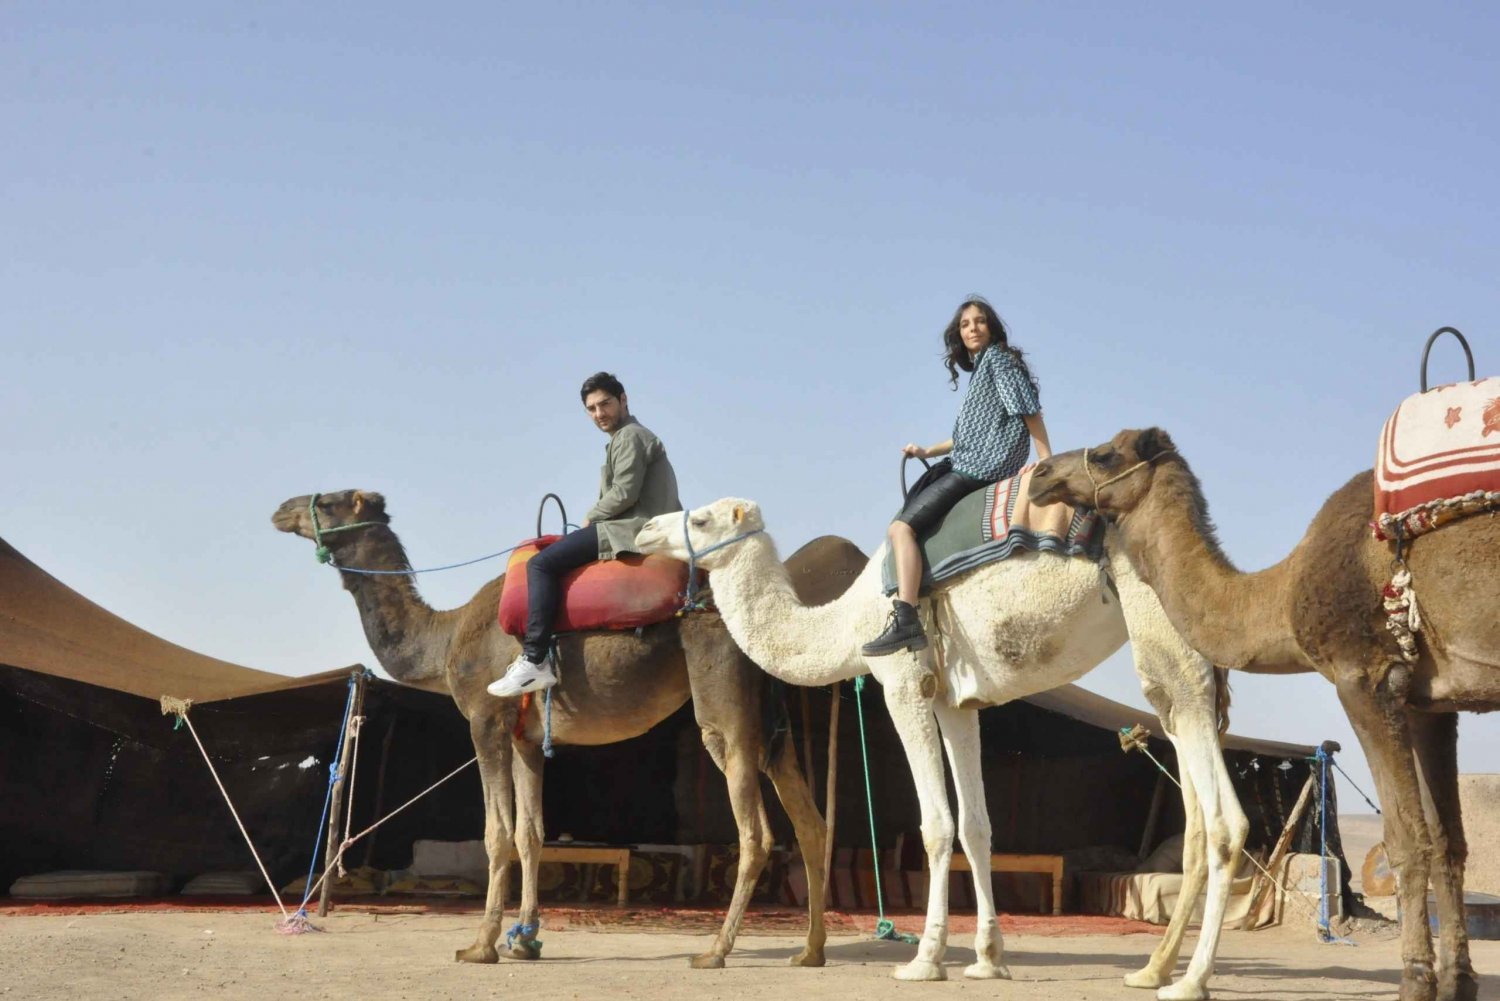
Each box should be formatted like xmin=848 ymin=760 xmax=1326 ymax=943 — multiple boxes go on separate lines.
xmin=862 ymin=599 xmax=928 ymax=657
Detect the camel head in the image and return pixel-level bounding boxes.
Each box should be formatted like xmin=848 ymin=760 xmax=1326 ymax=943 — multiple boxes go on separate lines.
xmin=1029 ymin=427 xmax=1180 ymax=518
xmin=634 ymin=498 xmax=765 ymax=568
xmin=271 ymin=490 xmax=390 ymax=559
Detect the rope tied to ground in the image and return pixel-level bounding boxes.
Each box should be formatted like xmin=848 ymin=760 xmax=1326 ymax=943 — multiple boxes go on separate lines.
xmin=159 ymin=695 xmax=291 ymax=925
xmin=853 ymin=676 xmax=920 ymax=945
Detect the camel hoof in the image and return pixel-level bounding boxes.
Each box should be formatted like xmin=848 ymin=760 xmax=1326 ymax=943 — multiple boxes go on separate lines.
xmin=1156 ymin=981 xmax=1208 ymax=1001
xmin=454 ymin=944 xmax=500 ymax=964
xmin=963 ymin=961 xmax=1010 ymax=980
xmin=508 ymin=941 xmax=542 ymax=961
xmin=789 ymin=948 xmax=826 ymax=968
xmin=689 ymin=953 xmax=726 ymax=970
xmin=1437 ymin=969 xmax=1480 ymax=1001
xmin=1124 ymin=968 xmax=1172 ymax=989
xmin=1400 ymin=962 xmax=1438 ymax=1001
xmin=892 ymin=959 xmax=946 ymax=982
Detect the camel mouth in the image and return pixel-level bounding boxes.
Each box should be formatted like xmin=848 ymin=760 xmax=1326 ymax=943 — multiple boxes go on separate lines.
xmin=271 ymin=499 xmax=309 ymax=535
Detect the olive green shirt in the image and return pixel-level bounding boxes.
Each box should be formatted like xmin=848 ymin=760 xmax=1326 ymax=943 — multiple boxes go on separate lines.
xmin=586 ymin=416 xmax=682 ymax=560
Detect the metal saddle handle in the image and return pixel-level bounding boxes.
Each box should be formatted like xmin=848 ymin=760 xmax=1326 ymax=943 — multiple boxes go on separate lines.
xmin=900 ymin=454 xmax=933 ymax=499
xmin=536 ymin=493 xmax=569 ymax=537
xmin=1420 ymin=326 xmax=1475 ymax=392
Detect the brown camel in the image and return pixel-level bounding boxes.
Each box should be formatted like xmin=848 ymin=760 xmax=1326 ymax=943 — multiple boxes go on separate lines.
xmin=1029 ymin=428 xmax=1500 ymax=1001
xmin=272 ymin=489 xmax=834 ymax=969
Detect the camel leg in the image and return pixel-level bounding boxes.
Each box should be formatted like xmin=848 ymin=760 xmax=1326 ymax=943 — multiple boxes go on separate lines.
xmin=506 ymin=737 xmax=546 ymax=960
xmin=455 ymin=716 xmax=517 ymax=964
xmin=933 ymin=701 xmax=1009 ymax=981
xmin=689 ymin=724 xmax=773 ymax=969
xmin=762 ymin=737 xmax=829 ymax=967
xmin=879 ymin=663 xmax=954 ymax=982
xmin=1410 ymin=711 xmax=1478 ymax=1001
xmin=1126 ymin=762 xmax=1206 ymax=991
xmin=1153 ymin=715 xmax=1247 ymax=1001
xmin=1335 ymin=672 xmax=1438 ymax=1001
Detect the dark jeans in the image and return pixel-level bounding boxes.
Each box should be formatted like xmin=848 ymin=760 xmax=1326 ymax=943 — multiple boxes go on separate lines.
xmin=523 ymin=524 xmax=599 ymax=661
xmin=894 ymin=460 xmax=986 ymax=536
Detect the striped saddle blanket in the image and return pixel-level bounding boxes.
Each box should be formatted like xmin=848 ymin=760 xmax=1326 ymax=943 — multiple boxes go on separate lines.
xmin=1373 ymin=375 xmax=1500 ymax=539
xmin=881 ymin=465 xmax=1105 ymax=596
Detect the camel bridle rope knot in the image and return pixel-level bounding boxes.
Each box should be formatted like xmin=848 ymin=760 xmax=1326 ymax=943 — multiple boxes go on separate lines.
xmin=308 ymin=493 xmax=387 ymax=565
xmin=1083 ymin=447 xmax=1177 ymax=511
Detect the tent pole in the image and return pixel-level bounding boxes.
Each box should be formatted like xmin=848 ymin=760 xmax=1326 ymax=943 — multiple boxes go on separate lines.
xmin=319 ymin=668 xmax=367 ymax=917
xmin=820 ymin=682 xmax=840 ymax=911
xmin=361 ymin=715 xmax=399 ymax=869
xmin=800 ymin=687 xmax=816 ymax=802
xmin=1241 ymin=771 xmax=1317 ymax=929
xmin=1137 ymin=771 xmax=1170 ymax=859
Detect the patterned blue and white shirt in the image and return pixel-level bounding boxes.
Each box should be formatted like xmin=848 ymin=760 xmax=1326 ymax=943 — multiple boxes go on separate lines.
xmin=949 ymin=345 xmax=1041 ymax=482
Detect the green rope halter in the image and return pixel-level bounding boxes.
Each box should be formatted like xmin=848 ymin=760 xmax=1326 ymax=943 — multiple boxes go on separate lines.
xmin=309 ymin=493 xmax=384 ymax=565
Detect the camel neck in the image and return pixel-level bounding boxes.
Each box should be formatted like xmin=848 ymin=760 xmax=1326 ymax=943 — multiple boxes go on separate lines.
xmin=708 ymin=534 xmax=877 ymax=686
xmin=1116 ymin=469 xmax=1308 ymax=673
xmin=335 ymin=528 xmax=451 ymax=683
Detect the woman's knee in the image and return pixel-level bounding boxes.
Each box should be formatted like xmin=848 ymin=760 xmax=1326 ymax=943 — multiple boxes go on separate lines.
xmin=889 ymin=520 xmax=916 ymax=543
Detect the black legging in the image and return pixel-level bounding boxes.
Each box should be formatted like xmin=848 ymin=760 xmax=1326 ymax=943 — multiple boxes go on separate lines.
xmin=894 ymin=461 xmax=986 ymax=536
xmin=523 ymin=523 xmax=599 ymax=661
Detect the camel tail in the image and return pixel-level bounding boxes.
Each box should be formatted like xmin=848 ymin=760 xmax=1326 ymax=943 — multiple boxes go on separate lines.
xmin=1214 ymin=667 xmax=1232 ymax=736
xmin=759 ymin=674 xmax=792 ymax=771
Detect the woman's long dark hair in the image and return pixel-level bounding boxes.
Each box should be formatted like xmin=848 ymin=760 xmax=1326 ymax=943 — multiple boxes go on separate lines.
xmin=942 ymin=296 xmax=1038 ymax=393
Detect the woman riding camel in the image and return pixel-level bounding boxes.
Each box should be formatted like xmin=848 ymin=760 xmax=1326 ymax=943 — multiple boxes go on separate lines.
xmin=863 ymin=296 xmax=1052 ymax=656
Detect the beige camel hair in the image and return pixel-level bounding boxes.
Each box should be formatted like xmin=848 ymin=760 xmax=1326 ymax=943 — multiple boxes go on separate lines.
xmin=636 ymin=500 xmax=1248 ymax=1000
xmin=1030 ymin=427 xmax=1500 ymax=1001
xmin=273 ymin=489 xmax=832 ymax=970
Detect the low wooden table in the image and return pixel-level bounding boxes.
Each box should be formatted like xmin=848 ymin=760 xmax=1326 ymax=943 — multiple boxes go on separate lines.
xmin=948 ymin=852 xmax=1065 ymax=915
xmin=509 ymin=845 xmax=632 ymax=906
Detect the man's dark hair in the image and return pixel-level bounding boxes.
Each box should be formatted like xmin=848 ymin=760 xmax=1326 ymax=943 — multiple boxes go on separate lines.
xmin=580 ymin=371 xmax=626 ymax=402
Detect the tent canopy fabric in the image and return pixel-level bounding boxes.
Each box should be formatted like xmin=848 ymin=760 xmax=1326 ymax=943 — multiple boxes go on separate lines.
xmin=0 ymin=535 xmax=393 ymax=702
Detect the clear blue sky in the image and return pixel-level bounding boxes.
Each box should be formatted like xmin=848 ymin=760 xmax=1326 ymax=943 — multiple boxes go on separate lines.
xmin=5 ymin=3 xmax=1497 ymax=815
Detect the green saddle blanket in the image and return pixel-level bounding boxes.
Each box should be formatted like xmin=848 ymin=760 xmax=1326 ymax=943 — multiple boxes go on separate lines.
xmin=881 ymin=464 xmax=1105 ymax=596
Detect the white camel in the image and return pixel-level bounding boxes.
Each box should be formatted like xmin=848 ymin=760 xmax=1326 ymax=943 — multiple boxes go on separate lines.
xmin=636 ymin=499 xmax=1250 ymax=999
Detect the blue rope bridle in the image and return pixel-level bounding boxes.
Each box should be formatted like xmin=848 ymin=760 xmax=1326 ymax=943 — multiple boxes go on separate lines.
xmin=679 ymin=508 xmax=763 ymax=609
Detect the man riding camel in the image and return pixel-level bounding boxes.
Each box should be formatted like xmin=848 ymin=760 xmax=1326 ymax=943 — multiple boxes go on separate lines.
xmin=488 ymin=371 xmax=682 ymax=697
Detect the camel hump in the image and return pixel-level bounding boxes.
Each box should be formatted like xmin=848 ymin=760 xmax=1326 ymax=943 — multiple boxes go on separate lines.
xmin=496 ymin=536 xmax=693 ymax=636
xmin=785 ymin=535 xmax=869 ymax=606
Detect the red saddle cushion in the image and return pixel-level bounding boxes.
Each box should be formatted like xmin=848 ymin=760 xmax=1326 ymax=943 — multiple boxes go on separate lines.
xmin=496 ymin=536 xmax=694 ymax=637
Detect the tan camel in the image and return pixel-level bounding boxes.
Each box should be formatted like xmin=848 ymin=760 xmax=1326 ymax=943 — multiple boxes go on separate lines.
xmin=636 ymin=500 xmax=1247 ymax=999
xmin=1029 ymin=428 xmax=1500 ymax=1001
xmin=272 ymin=489 xmax=831 ymax=970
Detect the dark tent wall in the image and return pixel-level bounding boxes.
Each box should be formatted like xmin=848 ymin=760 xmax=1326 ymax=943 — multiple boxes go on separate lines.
xmin=0 ymin=664 xmax=481 ymax=893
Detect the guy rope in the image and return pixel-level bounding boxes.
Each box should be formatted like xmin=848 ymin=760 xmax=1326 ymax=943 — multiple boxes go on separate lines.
xmin=1117 ymin=724 xmax=1354 ymax=942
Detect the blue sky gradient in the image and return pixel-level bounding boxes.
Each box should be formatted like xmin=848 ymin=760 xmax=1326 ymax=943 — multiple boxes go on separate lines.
xmin=6 ymin=3 xmax=1498 ymax=813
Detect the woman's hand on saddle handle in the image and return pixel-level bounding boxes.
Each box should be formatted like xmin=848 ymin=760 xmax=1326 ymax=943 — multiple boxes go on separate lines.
xmin=903 ymin=439 xmax=953 ymax=459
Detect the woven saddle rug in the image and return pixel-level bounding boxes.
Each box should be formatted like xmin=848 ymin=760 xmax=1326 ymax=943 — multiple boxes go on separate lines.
xmin=881 ymin=465 xmax=1105 ymax=597
xmin=1373 ymin=375 xmax=1500 ymax=541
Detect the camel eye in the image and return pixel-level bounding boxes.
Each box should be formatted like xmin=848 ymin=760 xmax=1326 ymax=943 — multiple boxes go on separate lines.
xmin=690 ymin=515 xmax=709 ymax=529
xmin=1094 ymin=448 xmax=1118 ymax=466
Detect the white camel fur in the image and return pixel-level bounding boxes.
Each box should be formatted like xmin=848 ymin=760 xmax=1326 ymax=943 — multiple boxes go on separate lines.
xmin=636 ymin=499 xmax=1250 ymax=999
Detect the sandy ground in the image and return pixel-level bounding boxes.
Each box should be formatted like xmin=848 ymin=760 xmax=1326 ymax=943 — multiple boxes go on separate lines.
xmin=2 ymin=909 xmax=1496 ymax=1001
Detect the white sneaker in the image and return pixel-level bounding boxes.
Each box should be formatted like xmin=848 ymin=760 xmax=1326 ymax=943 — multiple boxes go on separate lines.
xmin=486 ymin=654 xmax=557 ymax=698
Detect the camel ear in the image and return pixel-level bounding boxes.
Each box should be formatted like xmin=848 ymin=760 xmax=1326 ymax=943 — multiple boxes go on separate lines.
xmin=1135 ymin=428 xmax=1175 ymax=461
xmin=353 ymin=491 xmax=386 ymax=517
xmin=731 ymin=504 xmax=746 ymax=525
